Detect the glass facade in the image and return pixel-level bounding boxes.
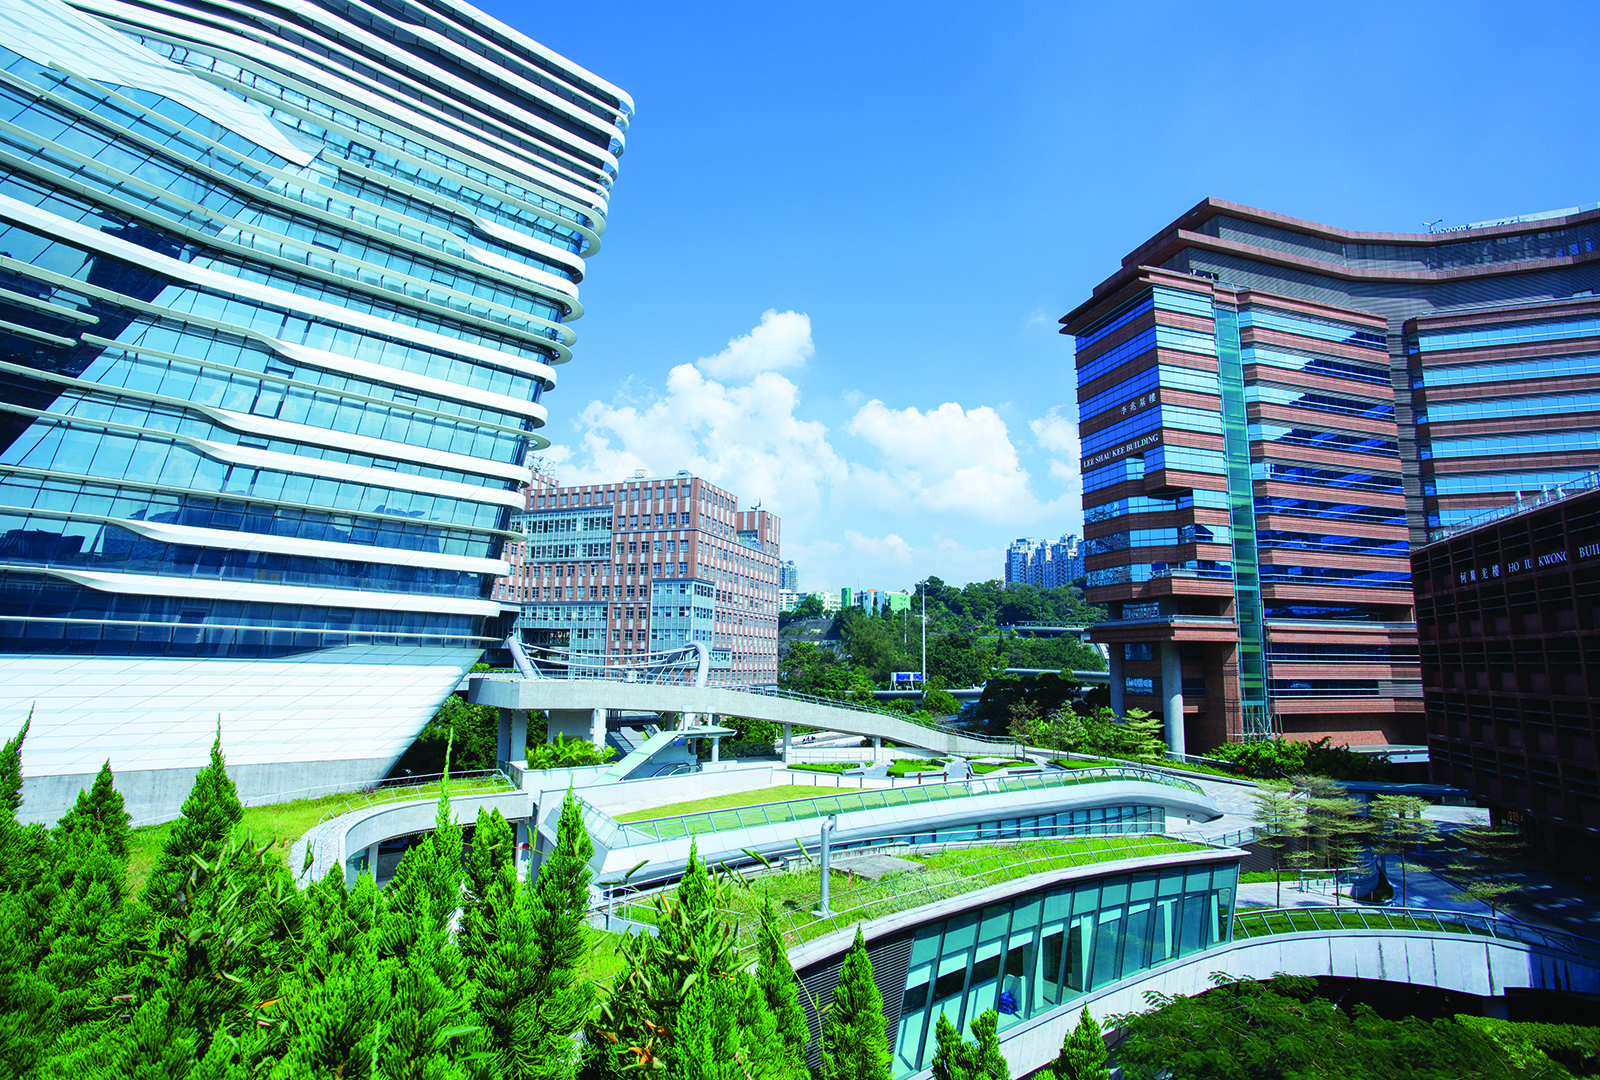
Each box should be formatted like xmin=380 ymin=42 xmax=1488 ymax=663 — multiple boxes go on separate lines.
xmin=1212 ymin=303 xmax=1270 ymax=738
xmin=1074 ymin=272 xmax=1418 ymax=749
xmin=0 ymin=0 xmax=632 ymax=816
xmin=892 ymin=859 xmax=1238 ymax=1076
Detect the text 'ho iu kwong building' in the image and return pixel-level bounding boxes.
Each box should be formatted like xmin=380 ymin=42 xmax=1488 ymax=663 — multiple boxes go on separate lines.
xmin=0 ymin=0 xmax=631 ymax=823
xmin=1062 ymin=198 xmax=1600 ymax=756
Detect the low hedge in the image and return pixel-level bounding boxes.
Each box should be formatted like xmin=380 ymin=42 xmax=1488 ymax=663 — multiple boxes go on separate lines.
xmin=786 ymin=762 xmax=863 ymax=774
xmin=887 ymin=757 xmax=949 ymax=778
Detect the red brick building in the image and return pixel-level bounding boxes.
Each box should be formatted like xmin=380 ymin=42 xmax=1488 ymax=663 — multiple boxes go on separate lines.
xmin=493 ymin=470 xmax=781 ymax=685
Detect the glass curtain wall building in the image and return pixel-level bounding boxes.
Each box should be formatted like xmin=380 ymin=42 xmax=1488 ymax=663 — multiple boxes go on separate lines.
xmin=792 ymin=855 xmax=1240 ymax=1079
xmin=1064 ymin=199 xmax=1600 ymax=752
xmin=0 ymin=0 xmax=631 ymax=822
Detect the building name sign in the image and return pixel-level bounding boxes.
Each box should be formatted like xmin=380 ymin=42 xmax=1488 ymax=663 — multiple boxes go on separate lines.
xmin=1457 ymin=544 xmax=1592 ymax=585
xmin=1083 ymin=432 xmax=1162 ymax=472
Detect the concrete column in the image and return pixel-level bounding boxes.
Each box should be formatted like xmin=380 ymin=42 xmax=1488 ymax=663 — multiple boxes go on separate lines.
xmin=496 ymin=708 xmax=512 ymax=764
xmin=590 ymin=707 xmax=605 ymax=749
xmin=1161 ymin=640 xmax=1185 ymax=756
xmin=782 ymin=723 xmax=792 ymax=762
xmin=710 ymin=736 xmax=721 ymax=763
xmin=1108 ymin=646 xmax=1125 ymax=718
xmin=873 ymin=736 xmax=882 ymax=750
xmin=509 ymin=709 xmax=528 ymax=763
xmin=545 ymin=710 xmax=591 ymax=743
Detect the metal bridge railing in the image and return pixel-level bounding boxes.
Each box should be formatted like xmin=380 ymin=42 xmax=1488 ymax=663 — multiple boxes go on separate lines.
xmin=311 ymin=769 xmax=517 ymax=830
xmin=599 ymin=827 xmax=1200 ymax=946
xmin=1232 ymin=906 xmax=1600 ymax=962
xmin=609 ymin=764 xmax=1204 ymax=844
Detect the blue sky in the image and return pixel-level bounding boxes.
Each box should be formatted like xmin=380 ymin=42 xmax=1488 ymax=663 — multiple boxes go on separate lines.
xmin=483 ymin=0 xmax=1600 ymax=593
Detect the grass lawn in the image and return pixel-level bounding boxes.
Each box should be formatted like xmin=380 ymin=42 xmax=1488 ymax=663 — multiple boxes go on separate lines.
xmin=786 ymin=762 xmax=863 ymax=775
xmin=582 ymin=929 xmax=633 ymax=985
xmin=125 ymin=775 xmax=515 ymax=894
xmin=970 ymin=758 xmax=1034 ymax=775
xmin=1048 ymin=757 xmax=1124 ymax=770
xmin=886 ymin=757 xmax=949 ymax=778
xmin=618 ymin=834 xmax=1202 ymax=945
xmin=1046 ymin=755 xmax=1250 ymax=782
xmin=614 ymin=785 xmax=826 ymax=823
xmin=1239 ymin=870 xmax=1298 ymax=884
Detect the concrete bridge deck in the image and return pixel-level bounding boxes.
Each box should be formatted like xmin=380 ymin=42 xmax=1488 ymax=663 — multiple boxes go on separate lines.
xmin=468 ymin=675 xmax=1027 ymax=762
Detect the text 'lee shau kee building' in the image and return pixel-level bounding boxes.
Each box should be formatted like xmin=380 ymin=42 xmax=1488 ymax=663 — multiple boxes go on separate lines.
xmin=1065 ymin=199 xmax=1600 ymax=756
xmin=0 ymin=0 xmax=631 ymax=822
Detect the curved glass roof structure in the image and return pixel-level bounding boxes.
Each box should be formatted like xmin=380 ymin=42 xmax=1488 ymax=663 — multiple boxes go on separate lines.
xmin=0 ymin=0 xmax=630 ymax=821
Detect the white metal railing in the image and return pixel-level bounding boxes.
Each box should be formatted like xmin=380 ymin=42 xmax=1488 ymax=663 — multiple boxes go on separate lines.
xmin=1427 ymin=469 xmax=1600 ymax=543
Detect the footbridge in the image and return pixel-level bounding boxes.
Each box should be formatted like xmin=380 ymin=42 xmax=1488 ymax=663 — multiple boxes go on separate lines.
xmin=469 ymin=674 xmax=1026 ymax=771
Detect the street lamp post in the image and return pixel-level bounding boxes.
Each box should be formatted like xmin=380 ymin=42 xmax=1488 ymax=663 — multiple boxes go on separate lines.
xmin=920 ymin=580 xmax=927 ymax=696
xmin=816 ymin=813 xmax=838 ymax=916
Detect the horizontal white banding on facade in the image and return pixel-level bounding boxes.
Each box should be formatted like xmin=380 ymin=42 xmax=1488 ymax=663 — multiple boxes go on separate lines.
xmin=0 ymin=129 xmax=579 ymax=328
xmin=0 ymin=400 xmax=524 ymax=508
xmin=327 ymin=147 xmax=600 ymax=261
xmin=0 ymin=250 xmax=546 ymax=412
xmin=0 ymin=461 xmax=518 ymax=542
xmin=65 ymin=340 xmax=540 ymax=437
xmin=86 ymin=0 xmax=611 ymax=217
xmin=202 ymin=409 xmax=532 ymax=485
xmin=113 ymin=518 xmax=510 ymax=575
xmin=0 ymin=83 xmax=583 ymax=319
xmin=5 ymin=116 xmax=571 ymax=338
xmin=0 ymin=192 xmax=575 ymax=375
xmin=0 ymin=501 xmax=508 ymax=572
xmin=426 ymin=0 xmax=633 ymax=120
xmin=0 ymin=0 xmax=313 ymax=165
xmin=470 ymin=214 xmax=585 ymax=280
xmin=0 ymin=354 xmax=532 ymax=483
xmin=463 ymin=243 xmax=580 ymax=297
xmin=9 ymin=565 xmax=503 ymax=615
xmin=190 ymin=437 xmax=523 ymax=507
xmin=0 ymin=614 xmax=497 ymax=642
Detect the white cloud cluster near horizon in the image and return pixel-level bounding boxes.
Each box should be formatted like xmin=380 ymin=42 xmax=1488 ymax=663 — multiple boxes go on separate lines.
xmin=541 ymin=310 xmax=1082 ymax=591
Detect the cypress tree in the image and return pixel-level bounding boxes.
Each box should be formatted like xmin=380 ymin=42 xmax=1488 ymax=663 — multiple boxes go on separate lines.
xmin=143 ymin=730 xmax=243 ymax=920
xmin=588 ymin=841 xmax=749 ymax=1077
xmin=56 ymin=760 xmax=132 ymax=860
xmin=467 ymin=789 xmax=595 ymax=1079
xmin=0 ymin=712 xmax=27 ymax=818
xmin=931 ymin=1009 xmax=1009 ymax=1080
xmin=371 ymin=762 xmax=476 ymax=1079
xmin=0 ymin=711 xmax=58 ymax=1078
xmin=460 ymin=805 xmax=517 ymax=968
xmin=758 ymin=901 xmax=811 ymax=1076
xmin=1050 ymin=1008 xmax=1108 ymax=1080
xmin=822 ymin=927 xmax=891 ymax=1080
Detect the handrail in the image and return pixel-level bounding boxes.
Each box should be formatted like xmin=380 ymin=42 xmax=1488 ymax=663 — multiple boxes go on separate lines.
xmin=604 ymin=829 xmax=1199 ymax=947
xmin=1426 ymin=469 xmax=1600 ymax=544
xmin=311 ymin=769 xmax=516 ymax=829
xmin=607 ymin=764 xmax=1205 ymax=844
xmin=1232 ymin=906 xmax=1600 ymax=962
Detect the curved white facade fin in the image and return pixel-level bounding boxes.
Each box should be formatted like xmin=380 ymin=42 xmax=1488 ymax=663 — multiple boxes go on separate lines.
xmin=0 ymin=0 xmax=313 ymax=164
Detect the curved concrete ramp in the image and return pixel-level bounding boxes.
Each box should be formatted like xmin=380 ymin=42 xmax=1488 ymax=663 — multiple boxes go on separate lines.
xmin=470 ymin=676 xmax=1021 ymax=758
xmin=990 ymin=920 xmax=1600 ymax=1079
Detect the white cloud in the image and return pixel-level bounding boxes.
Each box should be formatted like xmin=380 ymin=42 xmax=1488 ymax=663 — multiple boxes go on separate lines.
xmin=543 ymin=311 xmax=1083 ymax=589
xmin=561 ymin=362 xmax=845 ymax=520
xmin=1030 ymin=407 xmax=1082 ymax=489
xmin=693 ymin=308 xmax=813 ymax=380
xmin=844 ymin=400 xmax=1034 ymax=518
